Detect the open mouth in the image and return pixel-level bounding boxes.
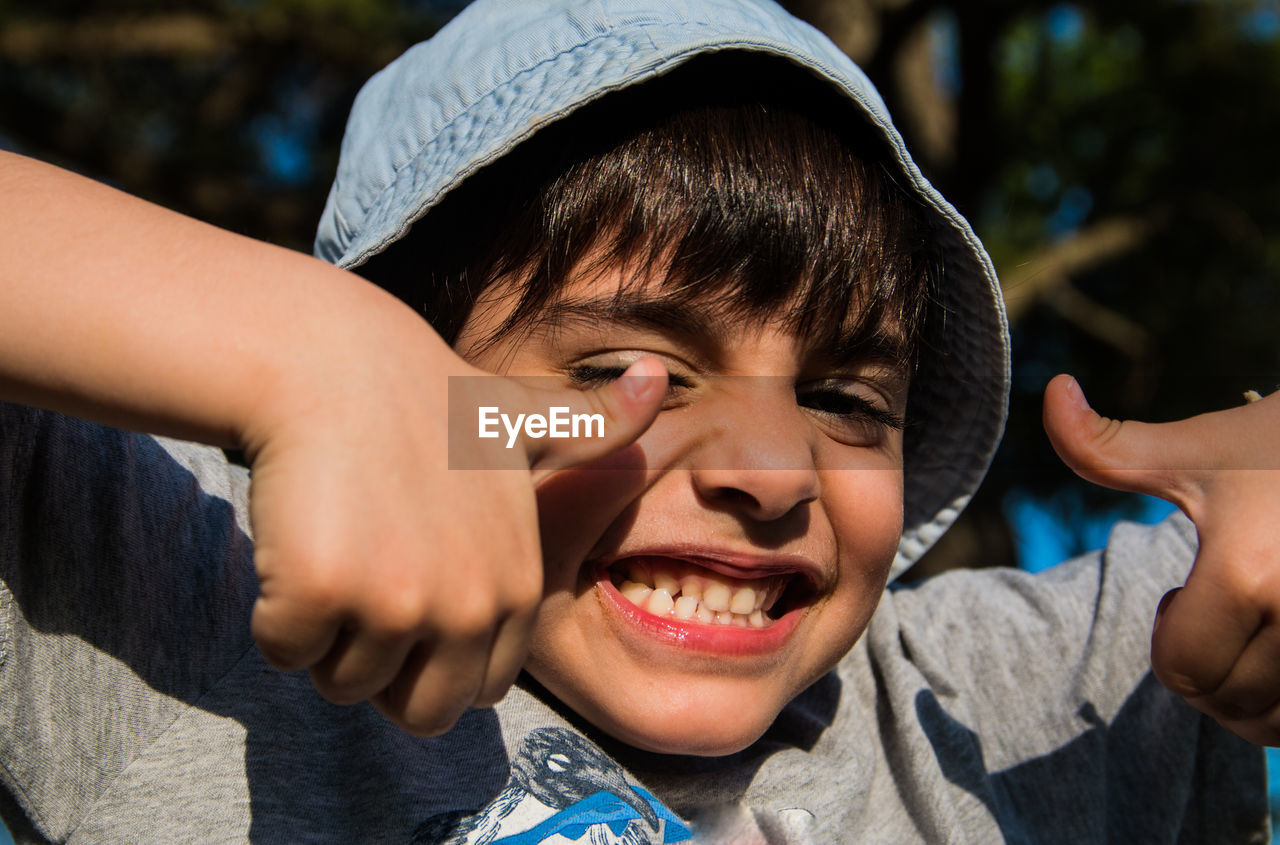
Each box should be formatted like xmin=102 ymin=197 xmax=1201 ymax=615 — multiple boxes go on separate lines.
xmin=605 ymin=556 xmax=813 ymax=630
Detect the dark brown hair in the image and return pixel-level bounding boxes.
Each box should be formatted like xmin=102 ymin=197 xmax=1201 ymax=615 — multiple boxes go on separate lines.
xmin=359 ymin=54 xmax=940 ymax=365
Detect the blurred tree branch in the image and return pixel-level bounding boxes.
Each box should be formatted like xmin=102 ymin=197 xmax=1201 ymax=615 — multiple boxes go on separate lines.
xmin=1 ymin=15 xmax=233 ymax=60
xmin=0 ymin=6 xmax=443 ymax=249
xmin=1043 ymin=280 xmax=1150 ymax=362
xmin=0 ymin=12 xmax=410 ymax=65
xmin=1001 ymin=215 xmax=1158 ymax=323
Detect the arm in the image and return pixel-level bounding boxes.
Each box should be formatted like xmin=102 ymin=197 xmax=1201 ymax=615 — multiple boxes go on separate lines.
xmin=0 ymin=151 xmax=665 ymax=734
xmin=0 ymin=150 xmax=377 ymax=442
xmin=1043 ymin=373 xmax=1280 ymax=745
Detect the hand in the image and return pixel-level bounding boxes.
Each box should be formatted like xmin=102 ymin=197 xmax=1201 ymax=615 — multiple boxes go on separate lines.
xmin=1043 ymin=373 xmax=1280 ymax=745
xmin=0 ymin=154 xmax=671 ymax=736
xmin=243 ymin=300 xmax=666 ymax=736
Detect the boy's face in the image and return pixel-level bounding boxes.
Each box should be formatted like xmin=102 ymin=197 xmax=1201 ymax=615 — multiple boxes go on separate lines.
xmin=457 ymin=264 xmax=908 ymax=756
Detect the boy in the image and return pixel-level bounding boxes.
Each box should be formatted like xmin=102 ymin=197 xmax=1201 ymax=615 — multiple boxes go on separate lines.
xmin=1 ymin=0 xmax=1276 ymax=841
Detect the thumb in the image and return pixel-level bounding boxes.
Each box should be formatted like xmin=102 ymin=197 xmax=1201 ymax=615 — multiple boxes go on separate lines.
xmin=1041 ymin=373 xmax=1203 ymax=514
xmin=519 ymin=357 xmax=668 ymax=477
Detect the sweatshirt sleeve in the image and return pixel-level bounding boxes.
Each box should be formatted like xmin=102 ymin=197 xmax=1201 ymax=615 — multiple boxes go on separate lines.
xmin=876 ymin=514 xmax=1267 ymax=842
xmin=889 ymin=515 xmax=1198 ymax=733
xmin=0 ymin=402 xmax=258 ymax=841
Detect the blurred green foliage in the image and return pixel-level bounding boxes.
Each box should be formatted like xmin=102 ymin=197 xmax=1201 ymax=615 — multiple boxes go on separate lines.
xmin=0 ymin=0 xmax=452 ymax=247
xmin=929 ymin=1 xmax=1280 ymax=572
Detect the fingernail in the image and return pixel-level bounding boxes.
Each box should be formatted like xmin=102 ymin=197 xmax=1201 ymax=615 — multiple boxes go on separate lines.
xmin=621 ymin=371 xmax=652 ymax=403
xmin=621 ymin=361 xmax=661 ymax=402
xmin=1064 ymin=376 xmax=1091 ymax=413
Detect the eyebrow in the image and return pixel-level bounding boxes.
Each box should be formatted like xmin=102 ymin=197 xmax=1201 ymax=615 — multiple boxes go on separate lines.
xmin=533 ymin=295 xmax=723 ymax=343
xmin=819 ymin=329 xmax=913 ymax=373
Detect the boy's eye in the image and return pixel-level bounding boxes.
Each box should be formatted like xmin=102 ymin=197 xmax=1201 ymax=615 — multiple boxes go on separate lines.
xmin=797 ymin=380 xmax=905 ymax=443
xmin=566 ymin=366 xmax=903 ymax=443
xmin=566 ymin=364 xmax=631 ymax=388
xmin=567 ymin=364 xmax=692 ymax=403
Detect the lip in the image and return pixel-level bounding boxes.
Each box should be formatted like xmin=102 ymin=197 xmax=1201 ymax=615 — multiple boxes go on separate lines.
xmin=591 ymin=548 xmax=822 ymax=657
xmin=600 ymin=545 xmax=827 ymax=590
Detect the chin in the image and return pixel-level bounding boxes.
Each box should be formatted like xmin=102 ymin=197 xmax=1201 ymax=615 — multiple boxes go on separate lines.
xmin=529 ymin=661 xmax=792 ymax=757
xmin=607 ymin=720 xmax=772 ymax=757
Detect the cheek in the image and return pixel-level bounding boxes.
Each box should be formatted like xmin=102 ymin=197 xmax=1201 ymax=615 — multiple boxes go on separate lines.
xmin=794 ymin=470 xmax=901 ymax=691
xmin=827 ymin=467 xmax=904 ymax=606
xmin=828 ymin=465 xmax=904 ymax=546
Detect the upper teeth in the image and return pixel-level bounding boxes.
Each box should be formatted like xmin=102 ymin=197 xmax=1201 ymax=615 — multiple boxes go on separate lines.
xmin=615 ymin=561 xmax=784 ymax=629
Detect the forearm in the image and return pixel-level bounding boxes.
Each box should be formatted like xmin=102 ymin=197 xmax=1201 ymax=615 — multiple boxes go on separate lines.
xmin=0 ymin=151 xmax=452 ymax=451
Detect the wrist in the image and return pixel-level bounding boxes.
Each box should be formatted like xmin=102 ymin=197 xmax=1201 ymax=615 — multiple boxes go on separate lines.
xmin=235 ymin=267 xmax=463 ymax=465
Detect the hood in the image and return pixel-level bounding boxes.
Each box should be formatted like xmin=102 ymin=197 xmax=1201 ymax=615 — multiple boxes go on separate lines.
xmin=314 ymin=0 xmax=1010 ymax=580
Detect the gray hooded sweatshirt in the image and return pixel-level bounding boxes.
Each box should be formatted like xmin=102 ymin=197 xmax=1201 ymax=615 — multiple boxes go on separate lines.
xmin=0 ymin=0 xmax=1267 ymax=842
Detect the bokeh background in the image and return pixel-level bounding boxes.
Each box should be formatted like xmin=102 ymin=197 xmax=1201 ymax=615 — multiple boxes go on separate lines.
xmin=3 ymin=0 xmax=1279 ymax=840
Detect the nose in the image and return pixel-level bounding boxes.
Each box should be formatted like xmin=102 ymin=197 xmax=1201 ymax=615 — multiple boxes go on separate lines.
xmin=692 ymin=465 xmax=820 ymax=522
xmin=689 ymin=389 xmax=820 ymax=522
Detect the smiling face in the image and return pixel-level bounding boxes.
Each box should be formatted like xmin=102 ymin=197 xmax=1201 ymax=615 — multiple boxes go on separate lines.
xmin=456 ymin=266 xmax=909 ymax=755
xmin=364 ymin=68 xmax=940 ymax=755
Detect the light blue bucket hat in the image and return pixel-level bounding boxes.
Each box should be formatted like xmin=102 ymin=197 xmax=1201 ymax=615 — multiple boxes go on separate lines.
xmin=314 ymin=0 xmax=1011 ymax=580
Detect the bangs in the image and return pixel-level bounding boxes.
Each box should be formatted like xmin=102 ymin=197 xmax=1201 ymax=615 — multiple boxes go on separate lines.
xmin=359 ymin=55 xmax=941 ymax=367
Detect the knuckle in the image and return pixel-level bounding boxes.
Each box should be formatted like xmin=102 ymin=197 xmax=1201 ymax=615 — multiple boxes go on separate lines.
xmin=473 ymin=688 xmax=510 ymax=709
xmin=442 ymin=588 xmax=503 ymax=639
xmin=448 ymin=599 xmax=501 ymax=640
xmin=253 ymin=637 xmax=303 ymax=671
xmin=400 ymin=699 xmax=469 ymax=738
xmin=1207 ymin=698 xmax=1251 ymax=722
xmin=573 ymin=390 xmax=623 ymax=435
xmin=251 ymin=606 xmax=313 ymax=671
xmin=309 ymin=670 xmax=369 ymax=707
xmin=1213 ymin=555 xmax=1268 ymax=595
xmin=572 ymin=383 xmax=610 ymax=415
xmin=1213 ymin=563 xmax=1264 ymax=604
xmin=285 ymin=557 xmax=351 ymax=615
xmin=364 ymin=590 xmax=429 ymax=641
xmin=1151 ymin=656 xmax=1219 ymax=699
xmin=507 ymin=573 xmax=543 ymax=615
xmin=1101 ymin=417 xmax=1126 ymax=446
xmin=474 ymin=674 xmax=519 ymax=709
xmin=511 ymin=590 xmax=541 ymax=620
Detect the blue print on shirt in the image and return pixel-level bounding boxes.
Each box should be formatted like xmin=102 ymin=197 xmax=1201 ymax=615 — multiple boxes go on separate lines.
xmin=493 ymin=787 xmax=690 ymax=843
xmin=413 ymin=727 xmax=692 ymax=844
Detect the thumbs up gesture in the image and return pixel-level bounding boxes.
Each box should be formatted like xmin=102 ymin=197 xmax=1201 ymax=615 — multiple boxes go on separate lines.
xmin=247 ymin=314 xmax=668 ymax=736
xmin=1043 ymin=374 xmax=1280 ymax=745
